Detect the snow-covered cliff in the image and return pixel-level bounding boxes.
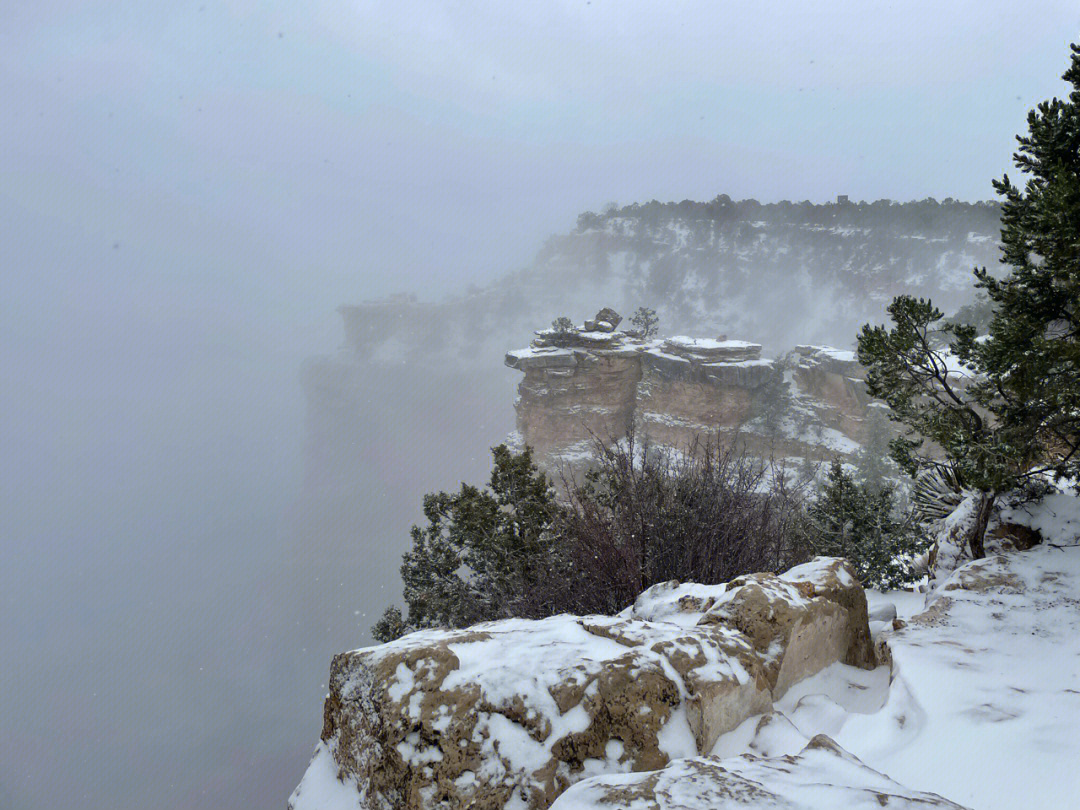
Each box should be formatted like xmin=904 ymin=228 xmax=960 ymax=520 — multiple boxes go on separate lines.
xmin=506 ymin=317 xmax=872 ymax=470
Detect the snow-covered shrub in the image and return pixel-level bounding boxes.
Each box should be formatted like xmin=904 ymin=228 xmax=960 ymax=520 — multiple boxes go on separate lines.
xmin=807 ymin=461 xmax=928 ymax=590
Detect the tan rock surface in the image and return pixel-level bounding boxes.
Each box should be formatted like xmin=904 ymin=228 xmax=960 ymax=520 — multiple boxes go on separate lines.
xmin=547 ymin=734 xmax=972 ymax=810
xmin=291 ymin=558 xmax=875 ymax=810
xmin=506 ymin=326 xmax=877 ymax=472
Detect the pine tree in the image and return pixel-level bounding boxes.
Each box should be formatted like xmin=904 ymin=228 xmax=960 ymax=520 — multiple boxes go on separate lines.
xmin=962 ymin=44 xmax=1080 ymax=486
xmin=372 ymin=445 xmax=564 ymax=642
xmin=629 ymin=307 xmax=659 ymax=339
xmin=856 ymin=296 xmax=1015 ymax=558
xmin=551 ymin=316 xmax=575 ymax=334
xmin=549 ymin=316 xmax=577 ymax=347
xmin=858 ymin=43 xmax=1080 ymax=558
xmin=807 ymin=461 xmax=926 ymax=590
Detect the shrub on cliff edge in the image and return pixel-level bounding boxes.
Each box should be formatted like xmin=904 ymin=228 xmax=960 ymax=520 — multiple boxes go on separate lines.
xmin=373 ymin=445 xmax=567 ymax=642
xmin=555 ymin=433 xmax=812 ymax=614
xmin=806 ymin=461 xmax=927 ymax=590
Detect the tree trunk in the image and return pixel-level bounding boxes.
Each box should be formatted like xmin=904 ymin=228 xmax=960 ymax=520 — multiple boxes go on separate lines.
xmin=969 ymin=491 xmax=996 ymax=560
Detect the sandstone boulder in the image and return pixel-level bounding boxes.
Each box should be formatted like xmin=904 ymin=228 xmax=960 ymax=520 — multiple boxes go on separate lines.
xmin=636 ymin=558 xmax=876 ymax=699
xmin=290 ymin=558 xmax=876 ymax=810
xmin=583 ymin=307 xmax=622 ymax=332
xmin=547 ymin=734 xmax=971 ymax=810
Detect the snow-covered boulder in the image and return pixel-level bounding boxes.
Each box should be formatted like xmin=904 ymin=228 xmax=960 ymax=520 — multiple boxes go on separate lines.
xmin=548 ymin=734 xmax=970 ymax=810
xmin=632 ymin=558 xmax=876 ymax=699
xmin=289 ymin=558 xmax=875 ymax=810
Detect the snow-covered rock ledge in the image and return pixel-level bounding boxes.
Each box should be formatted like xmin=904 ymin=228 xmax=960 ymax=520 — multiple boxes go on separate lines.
xmin=549 ymin=734 xmax=969 ymax=810
xmin=289 ymin=492 xmax=1080 ymax=810
xmin=289 ymin=558 xmax=877 ymax=810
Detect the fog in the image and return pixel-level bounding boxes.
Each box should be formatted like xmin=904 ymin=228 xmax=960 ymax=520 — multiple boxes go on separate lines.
xmin=2 ymin=3 xmax=1078 ymax=809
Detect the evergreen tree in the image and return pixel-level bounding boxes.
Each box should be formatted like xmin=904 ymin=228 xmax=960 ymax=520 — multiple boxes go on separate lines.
xmin=372 ymin=445 xmax=564 ymax=642
xmin=945 ymin=293 xmax=994 ymax=337
xmin=549 ymin=316 xmax=577 ymax=346
xmin=807 ymin=461 xmax=926 ymax=590
xmin=856 ymin=296 xmax=1015 ymax=558
xmin=858 ymin=43 xmax=1080 ymax=557
xmin=629 ymin=306 xmax=660 ymax=338
xmin=551 ymin=316 xmax=575 ymax=333
xmin=963 ymin=43 xmax=1080 ymax=486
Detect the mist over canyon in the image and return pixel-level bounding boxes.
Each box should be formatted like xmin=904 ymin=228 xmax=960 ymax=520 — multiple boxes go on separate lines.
xmin=8 ymin=5 xmax=1078 ymax=809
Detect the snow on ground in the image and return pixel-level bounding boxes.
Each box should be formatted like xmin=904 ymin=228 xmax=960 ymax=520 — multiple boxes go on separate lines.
xmin=291 ymin=495 xmax=1080 ymax=810
xmin=553 ymin=734 xmax=969 ymax=809
xmin=708 ymin=498 xmax=1080 ymax=809
xmin=288 ymin=743 xmax=364 ymax=810
xmin=797 ymin=345 xmax=857 ymax=364
xmin=665 ymin=336 xmax=762 ymax=352
xmin=739 ymin=409 xmax=863 ymax=456
xmin=505 ymin=346 xmax=575 ymax=362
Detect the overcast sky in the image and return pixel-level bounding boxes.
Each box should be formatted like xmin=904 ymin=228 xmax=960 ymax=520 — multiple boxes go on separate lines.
xmin=4 ymin=1 xmax=1079 ymax=298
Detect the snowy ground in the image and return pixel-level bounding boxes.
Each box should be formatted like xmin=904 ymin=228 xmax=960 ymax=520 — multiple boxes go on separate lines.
xmin=552 ymin=734 xmax=969 ymax=809
xmin=709 ymin=494 xmax=1080 ymax=809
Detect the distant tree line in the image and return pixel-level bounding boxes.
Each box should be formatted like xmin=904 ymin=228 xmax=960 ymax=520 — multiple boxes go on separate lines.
xmin=575 ymin=195 xmax=1000 ymax=237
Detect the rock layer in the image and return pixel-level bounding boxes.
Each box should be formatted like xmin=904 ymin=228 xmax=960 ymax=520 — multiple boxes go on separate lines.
xmin=505 ymin=318 xmax=874 ymax=469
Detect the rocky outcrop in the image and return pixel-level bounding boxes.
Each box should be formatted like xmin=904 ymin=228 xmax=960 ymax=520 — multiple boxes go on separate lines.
xmin=789 ymin=345 xmax=868 ymax=440
xmin=289 ymin=558 xmax=876 ymax=810
xmin=693 ymin=496 xmax=1080 ymax=810
xmin=506 ymin=311 xmax=874 ymax=468
xmin=548 ymin=734 xmax=971 ymax=809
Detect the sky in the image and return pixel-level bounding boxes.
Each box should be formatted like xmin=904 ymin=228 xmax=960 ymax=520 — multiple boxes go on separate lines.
xmin=4 ymin=1 xmax=1079 ymax=296
xmin=2 ymin=3 xmax=1079 ymax=809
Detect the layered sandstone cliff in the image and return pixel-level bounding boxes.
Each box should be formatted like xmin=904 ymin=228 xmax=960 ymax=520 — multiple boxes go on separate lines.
xmin=505 ymin=311 xmax=874 ymax=468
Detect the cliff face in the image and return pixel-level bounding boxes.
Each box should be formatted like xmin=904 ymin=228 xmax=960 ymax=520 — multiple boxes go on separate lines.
xmin=509 ymin=343 xmax=642 ymax=461
xmin=506 ymin=318 xmax=873 ymax=467
xmin=295 ymin=196 xmax=995 ymax=659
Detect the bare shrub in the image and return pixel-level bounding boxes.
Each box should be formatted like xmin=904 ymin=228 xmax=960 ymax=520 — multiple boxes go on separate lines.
xmin=552 ymin=432 xmax=812 ymax=615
